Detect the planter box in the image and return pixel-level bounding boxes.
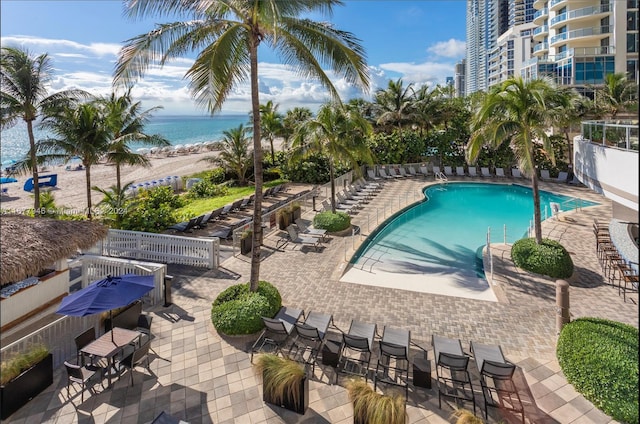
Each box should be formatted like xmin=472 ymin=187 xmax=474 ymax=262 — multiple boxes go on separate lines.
xmin=277 ymin=212 xmax=292 ymax=230
xmin=240 ymin=237 xmax=252 ymax=255
xmin=262 ymin=371 xmax=308 ymax=415
xmin=0 ymin=353 xmax=53 ymax=419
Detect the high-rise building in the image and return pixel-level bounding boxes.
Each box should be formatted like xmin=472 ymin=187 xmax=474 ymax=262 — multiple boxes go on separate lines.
xmin=523 ymin=0 xmax=639 ymax=92
xmin=455 ymin=59 xmax=467 ymax=97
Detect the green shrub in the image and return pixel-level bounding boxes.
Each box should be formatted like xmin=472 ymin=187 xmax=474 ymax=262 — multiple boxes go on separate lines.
xmin=186 ymin=179 xmax=230 ymax=199
xmin=511 ymin=238 xmax=574 ymax=278
xmin=0 ymin=344 xmax=49 ymax=385
xmin=211 ymin=281 xmax=282 ymax=335
xmin=557 ymin=318 xmax=639 ymax=424
xmin=120 ymin=186 xmax=185 ymax=233
xmin=313 ymin=211 xmax=351 ymax=232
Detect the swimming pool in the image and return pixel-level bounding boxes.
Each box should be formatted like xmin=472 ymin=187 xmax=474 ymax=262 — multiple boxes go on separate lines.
xmin=341 ymin=182 xmax=598 ymax=301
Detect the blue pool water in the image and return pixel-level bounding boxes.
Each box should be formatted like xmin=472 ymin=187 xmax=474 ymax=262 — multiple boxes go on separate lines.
xmin=351 ymin=183 xmax=598 ymax=280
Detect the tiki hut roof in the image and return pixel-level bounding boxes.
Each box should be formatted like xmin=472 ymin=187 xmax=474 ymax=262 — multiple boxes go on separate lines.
xmin=1 ymin=215 xmax=108 ymax=285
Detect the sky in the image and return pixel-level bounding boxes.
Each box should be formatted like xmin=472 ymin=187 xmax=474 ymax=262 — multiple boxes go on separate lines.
xmin=0 ymin=1 xmax=467 ymax=116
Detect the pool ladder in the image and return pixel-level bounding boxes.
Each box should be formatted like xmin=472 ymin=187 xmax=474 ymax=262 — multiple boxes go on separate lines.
xmin=435 ymin=172 xmax=448 ymax=184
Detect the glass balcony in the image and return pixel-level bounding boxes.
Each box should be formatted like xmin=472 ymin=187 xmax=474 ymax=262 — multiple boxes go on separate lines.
xmin=549 ymin=0 xmax=566 ymax=10
xmin=533 ymin=8 xmax=548 ymax=24
xmin=533 ymin=25 xmax=549 ymax=40
xmin=550 ymin=4 xmax=611 ymax=27
xmin=550 ymin=26 xmax=611 ymax=45
xmin=533 ymin=42 xmax=549 ymax=53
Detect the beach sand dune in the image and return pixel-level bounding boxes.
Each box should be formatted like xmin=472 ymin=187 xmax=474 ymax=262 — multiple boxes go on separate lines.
xmin=0 ymin=150 xmax=218 ymax=214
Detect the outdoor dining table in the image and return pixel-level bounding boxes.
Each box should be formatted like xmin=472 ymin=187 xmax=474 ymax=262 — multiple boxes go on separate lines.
xmin=80 ymin=327 xmax=141 ymax=387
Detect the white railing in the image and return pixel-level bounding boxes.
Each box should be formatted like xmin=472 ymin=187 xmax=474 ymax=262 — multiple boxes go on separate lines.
xmin=90 ymin=229 xmax=219 ymax=269
xmin=435 ymin=172 xmax=448 ymax=182
xmin=486 ymin=227 xmax=494 ymax=284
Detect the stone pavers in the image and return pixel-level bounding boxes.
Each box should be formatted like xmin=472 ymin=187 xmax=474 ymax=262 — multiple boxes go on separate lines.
xmin=3 ymin=176 xmax=636 ymax=424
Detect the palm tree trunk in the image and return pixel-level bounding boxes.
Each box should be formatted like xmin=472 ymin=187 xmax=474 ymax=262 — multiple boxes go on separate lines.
xmin=116 ymin=163 xmax=122 ymax=194
xmin=249 ymin=37 xmax=263 ymax=292
xmin=329 ymin=161 xmax=336 ymax=214
xmin=564 ymin=130 xmax=573 ymax=166
xmin=531 ymin=147 xmax=543 ymax=244
xmin=85 ymin=165 xmax=93 ymax=220
xmin=270 ymin=138 xmax=275 ymax=164
xmin=27 ymin=121 xmax=41 ymax=215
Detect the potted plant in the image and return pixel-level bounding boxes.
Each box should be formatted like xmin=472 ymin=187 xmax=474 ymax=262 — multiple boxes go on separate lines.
xmin=0 ymin=344 xmax=53 ymax=419
xmin=277 ymin=207 xmax=292 ymax=230
xmin=450 ymin=408 xmax=484 ymax=423
xmin=346 ymin=378 xmax=406 ymax=424
xmin=290 ymin=202 xmax=302 ymax=221
xmin=240 ymin=229 xmax=253 ymax=255
xmin=254 ymin=353 xmax=308 ymax=415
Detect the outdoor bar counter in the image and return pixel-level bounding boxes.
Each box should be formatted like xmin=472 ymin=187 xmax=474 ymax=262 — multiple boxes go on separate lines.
xmin=609 ymin=218 xmax=639 ymax=273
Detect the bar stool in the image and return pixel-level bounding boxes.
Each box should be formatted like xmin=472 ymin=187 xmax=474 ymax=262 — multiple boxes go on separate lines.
xmin=616 ymin=264 xmax=639 ymax=302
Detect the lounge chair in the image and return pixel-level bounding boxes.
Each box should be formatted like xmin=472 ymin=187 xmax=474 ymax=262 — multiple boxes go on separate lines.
xmin=202 ymin=207 xmax=224 ymax=225
xmin=345 ymin=185 xmax=370 ymax=202
xmin=168 ymin=216 xmax=199 ymax=233
xmin=337 ymin=190 xmax=363 ymax=208
xmin=251 ymin=306 xmax=304 ymax=362
xmin=512 ymin=168 xmax=522 ymax=179
xmin=432 ymin=166 xmax=441 ymax=176
xmin=209 ymin=217 xmax=251 ymax=240
xmin=432 ymin=335 xmax=475 ymax=413
xmin=367 ymin=169 xmax=382 ymax=181
xmin=391 ymin=167 xmax=405 ymax=178
xmin=374 ymin=326 xmax=410 ymax=398
xmin=540 ymin=169 xmax=551 ymax=180
xmin=556 ymin=171 xmax=568 ymax=183
xmin=468 ymin=167 xmax=478 ymax=177
xmin=288 ymin=310 xmax=334 ymax=373
xmin=398 ymin=167 xmax=412 ymax=178
xmin=470 ymin=341 xmax=524 ymax=423
xmin=322 ymin=199 xmax=356 ymax=215
xmin=295 ymin=218 xmax=328 ymax=241
xmin=378 ymin=168 xmax=397 ymax=179
xmin=495 ymin=168 xmax=506 ymax=178
xmin=444 ymin=166 xmax=454 ymax=177
xmin=356 ymin=177 xmax=382 ymax=191
xmin=456 ymin=166 xmax=466 ymax=177
xmin=351 ymin=183 xmax=376 ymax=197
xmin=568 ymin=175 xmax=580 ymax=185
xmin=218 ymin=203 xmax=235 ymax=218
xmin=408 ymin=166 xmax=418 ymax=177
xmin=481 ymin=167 xmax=492 ymax=177
xmin=338 ymin=320 xmax=377 ymax=382
xmin=419 ymin=166 xmax=430 ymax=177
xmin=285 ymin=225 xmax=322 ymax=251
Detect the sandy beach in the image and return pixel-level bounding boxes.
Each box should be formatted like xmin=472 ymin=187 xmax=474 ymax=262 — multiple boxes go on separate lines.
xmin=0 ymin=149 xmax=222 ymax=214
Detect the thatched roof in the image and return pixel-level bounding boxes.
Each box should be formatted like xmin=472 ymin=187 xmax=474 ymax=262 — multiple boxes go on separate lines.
xmin=1 ymin=215 xmax=108 ymax=285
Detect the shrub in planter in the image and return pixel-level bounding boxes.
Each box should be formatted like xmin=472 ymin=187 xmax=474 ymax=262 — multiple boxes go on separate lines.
xmin=313 ymin=211 xmax=351 ymax=232
xmin=346 ymin=378 xmax=406 ymax=424
xmin=211 ymin=281 xmax=282 ymax=335
xmin=511 ymin=238 xmax=574 ymax=278
xmin=254 ymin=354 xmax=308 ymax=415
xmin=1 ymin=344 xmax=53 ymax=419
xmin=557 ymin=318 xmax=638 ymax=424
xmin=450 ymin=408 xmax=484 ymax=423
xmin=240 ymin=230 xmax=253 ymax=255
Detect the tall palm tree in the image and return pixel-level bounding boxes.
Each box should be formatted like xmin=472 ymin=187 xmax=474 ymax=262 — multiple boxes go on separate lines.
xmin=38 ymin=102 xmax=112 ymax=220
xmin=99 ymin=89 xmax=169 ymax=193
xmin=114 ymin=0 xmax=369 ymax=290
xmin=552 ymin=87 xmax=592 ymax=166
xmin=203 ymin=124 xmax=253 ymax=185
xmin=282 ymin=107 xmax=313 ymax=149
xmin=93 ymin=182 xmax=136 ymax=228
xmin=596 ymin=72 xmax=638 ymax=119
xmin=373 ymin=78 xmax=416 ymax=134
xmin=259 ymin=100 xmax=283 ymax=164
xmin=467 ymin=76 xmax=566 ymax=243
xmin=0 ymin=46 xmax=86 ymax=214
xmin=290 ymin=102 xmax=373 ymax=213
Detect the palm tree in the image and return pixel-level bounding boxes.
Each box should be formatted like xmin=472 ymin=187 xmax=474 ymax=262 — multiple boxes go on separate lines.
xmin=93 ymin=182 xmax=136 ymax=228
xmin=552 ymin=87 xmax=593 ymax=166
xmin=38 ymin=102 xmax=112 ymax=220
xmin=99 ymin=89 xmax=169 ymax=193
xmin=373 ymin=78 xmax=416 ymax=134
xmin=596 ymin=72 xmax=638 ymax=119
xmin=114 ymin=0 xmax=369 ymax=290
xmin=467 ymin=76 xmax=567 ymax=243
xmin=282 ymin=107 xmax=313 ymax=149
xmin=259 ymin=101 xmax=284 ymax=164
xmin=290 ymin=102 xmax=373 ymax=213
xmin=0 ymin=46 xmax=86 ymax=214
xmin=203 ymin=124 xmax=253 ymax=185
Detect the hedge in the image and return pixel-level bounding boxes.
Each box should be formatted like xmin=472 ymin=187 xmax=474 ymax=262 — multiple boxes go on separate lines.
xmin=511 ymin=237 xmax=574 ymax=278
xmin=313 ymin=211 xmax=351 ymax=232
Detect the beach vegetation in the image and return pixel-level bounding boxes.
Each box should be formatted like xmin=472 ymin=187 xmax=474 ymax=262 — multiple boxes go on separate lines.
xmin=595 ymin=72 xmax=638 ymax=119
xmin=281 ymin=152 xmax=350 ymax=185
xmin=557 ymin=318 xmax=638 ymax=424
xmin=93 ymin=182 xmax=137 ymax=229
xmin=120 ymin=186 xmax=184 ymax=232
xmin=188 ymin=168 xmax=227 ymax=185
xmin=313 ymin=211 xmax=351 ymax=232
xmin=0 ymin=46 xmax=89 ymax=216
xmin=211 ymin=281 xmax=281 ymax=335
xmin=38 ymin=102 xmax=113 ymax=220
xmin=98 ymin=88 xmax=169 ymax=193
xmin=281 ymin=107 xmax=314 ymax=150
xmin=291 ymin=102 xmax=373 ymax=213
xmin=467 ymin=76 xmax=572 ymax=244
xmin=259 ymin=101 xmax=285 ymax=165
xmin=185 ymin=180 xmax=230 ymax=200
xmin=114 ymin=0 xmax=369 ymax=293
xmin=511 ymin=238 xmax=574 ymax=279
xmin=201 ymin=124 xmax=253 ymax=186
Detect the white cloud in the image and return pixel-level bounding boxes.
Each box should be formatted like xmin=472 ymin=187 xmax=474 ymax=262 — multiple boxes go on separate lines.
xmin=378 ymin=61 xmax=454 ymax=87
xmin=1 ymin=35 xmax=121 ymax=57
xmin=427 ymin=39 xmax=466 ymax=58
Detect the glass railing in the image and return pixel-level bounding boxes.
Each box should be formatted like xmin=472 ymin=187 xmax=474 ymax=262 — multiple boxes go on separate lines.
xmin=550 ymin=4 xmax=611 ymax=26
xmin=550 ymin=0 xmax=566 ymax=8
xmin=533 ymin=25 xmax=549 ymax=36
xmin=534 ymin=8 xmax=548 ymax=20
xmin=533 ymin=42 xmax=549 ymax=53
xmin=550 ymin=32 xmax=568 ymax=44
xmin=581 ymin=121 xmax=639 ymax=151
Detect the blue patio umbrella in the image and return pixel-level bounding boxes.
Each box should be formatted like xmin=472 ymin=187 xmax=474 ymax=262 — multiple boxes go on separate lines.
xmin=57 ymin=274 xmax=154 ymax=341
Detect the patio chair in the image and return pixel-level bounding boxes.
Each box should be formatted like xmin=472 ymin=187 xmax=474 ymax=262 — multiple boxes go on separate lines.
xmin=556 ymin=171 xmax=568 ymax=183
xmin=338 ymin=320 xmax=377 ymax=382
xmin=286 ymin=225 xmax=322 ymax=251
xmin=168 ymin=216 xmax=199 ymax=233
xmin=118 ymin=340 xmax=152 ymax=386
xmin=74 ymin=327 xmax=96 ymax=365
xmin=377 ymin=168 xmax=396 ymax=179
xmin=512 ymin=168 xmax=523 ymax=179
xmin=540 ymin=169 xmax=551 ymax=180
xmin=398 ymin=167 xmax=413 ymax=178
xmin=64 ymin=361 xmax=99 ymax=402
xmin=433 ymin=335 xmax=475 ymax=413
xmin=470 ymin=340 xmax=524 ymax=423
xmin=468 ymin=167 xmax=478 ymax=177
xmin=481 ymin=167 xmax=492 ymax=177
xmin=136 ymin=314 xmax=153 ymax=345
xmin=495 ymin=168 xmax=506 ymax=178
xmin=288 ymin=311 xmax=333 ymax=373
xmin=367 ymin=169 xmax=382 ymax=181
xmin=251 ymin=306 xmax=304 ymax=362
xmin=444 ymin=166 xmax=454 ymax=177
xmin=419 ymin=166 xmax=430 ymax=177
xmin=356 ymin=177 xmax=381 ymax=192
xmin=349 ymin=183 xmax=375 ymax=199
xmin=322 ymin=199 xmax=356 ymax=215
xmin=295 ymin=218 xmax=328 ymax=241
xmin=391 ymin=167 xmax=406 ymax=178
xmin=408 ymin=166 xmax=418 ymax=177
xmin=456 ymin=166 xmax=466 ymax=177
xmin=374 ymin=340 xmax=410 ymax=398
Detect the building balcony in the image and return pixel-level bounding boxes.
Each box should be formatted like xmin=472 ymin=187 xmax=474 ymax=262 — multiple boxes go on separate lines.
xmin=550 ymin=4 xmax=611 ymax=28
xmin=533 ymin=42 xmax=549 ymax=55
xmin=533 ymin=8 xmax=548 ymax=25
xmin=533 ymin=25 xmax=549 ymax=40
xmin=549 ymin=0 xmax=567 ymax=11
xmin=533 ymin=0 xmax=547 ymax=11
xmin=550 ymin=26 xmax=611 ymax=46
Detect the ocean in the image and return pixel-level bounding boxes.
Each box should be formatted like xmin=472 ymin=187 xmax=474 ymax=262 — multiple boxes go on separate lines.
xmin=0 ymin=114 xmax=250 ymax=165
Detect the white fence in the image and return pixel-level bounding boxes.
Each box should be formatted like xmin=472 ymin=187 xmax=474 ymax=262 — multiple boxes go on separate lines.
xmin=90 ymin=229 xmax=219 ymax=269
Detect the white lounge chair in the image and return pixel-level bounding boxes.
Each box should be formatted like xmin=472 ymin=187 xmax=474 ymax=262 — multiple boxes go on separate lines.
xmin=408 ymin=166 xmax=418 ymax=177
xmin=286 ymin=225 xmax=322 ymax=251
xmin=481 ymin=167 xmax=492 ymax=177
xmin=295 ymin=218 xmax=327 ymax=241
xmin=419 ymin=166 xmax=430 ymax=177
xmin=540 ymin=169 xmax=551 ymax=180
xmin=433 ymin=166 xmax=441 ymax=175
xmin=456 ymin=166 xmax=466 ymax=177
xmin=556 ymin=171 xmax=568 ymax=183
xmin=512 ymin=168 xmax=522 ymax=178
xmin=468 ymin=167 xmax=478 ymax=177
xmin=377 ymin=168 xmax=395 ymax=179
xmin=367 ymin=169 xmax=382 ymax=181
xmin=495 ymin=168 xmax=506 ymax=178
xmin=398 ymin=167 xmax=412 ymax=178
xmin=444 ymin=166 xmax=454 ymax=177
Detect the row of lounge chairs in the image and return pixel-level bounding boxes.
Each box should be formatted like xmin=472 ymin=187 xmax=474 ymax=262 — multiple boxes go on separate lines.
xmin=321 ymin=178 xmax=383 ymax=214
xmin=252 ymin=306 xmax=525 ymax=421
xmin=276 ymin=219 xmax=328 ymax=251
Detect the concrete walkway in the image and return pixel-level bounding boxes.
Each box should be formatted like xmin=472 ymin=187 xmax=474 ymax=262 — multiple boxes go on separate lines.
xmin=4 ymin=176 xmax=637 ymax=424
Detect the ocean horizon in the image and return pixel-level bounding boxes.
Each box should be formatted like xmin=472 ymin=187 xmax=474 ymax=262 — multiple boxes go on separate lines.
xmin=1 ymin=114 xmax=250 ymax=165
